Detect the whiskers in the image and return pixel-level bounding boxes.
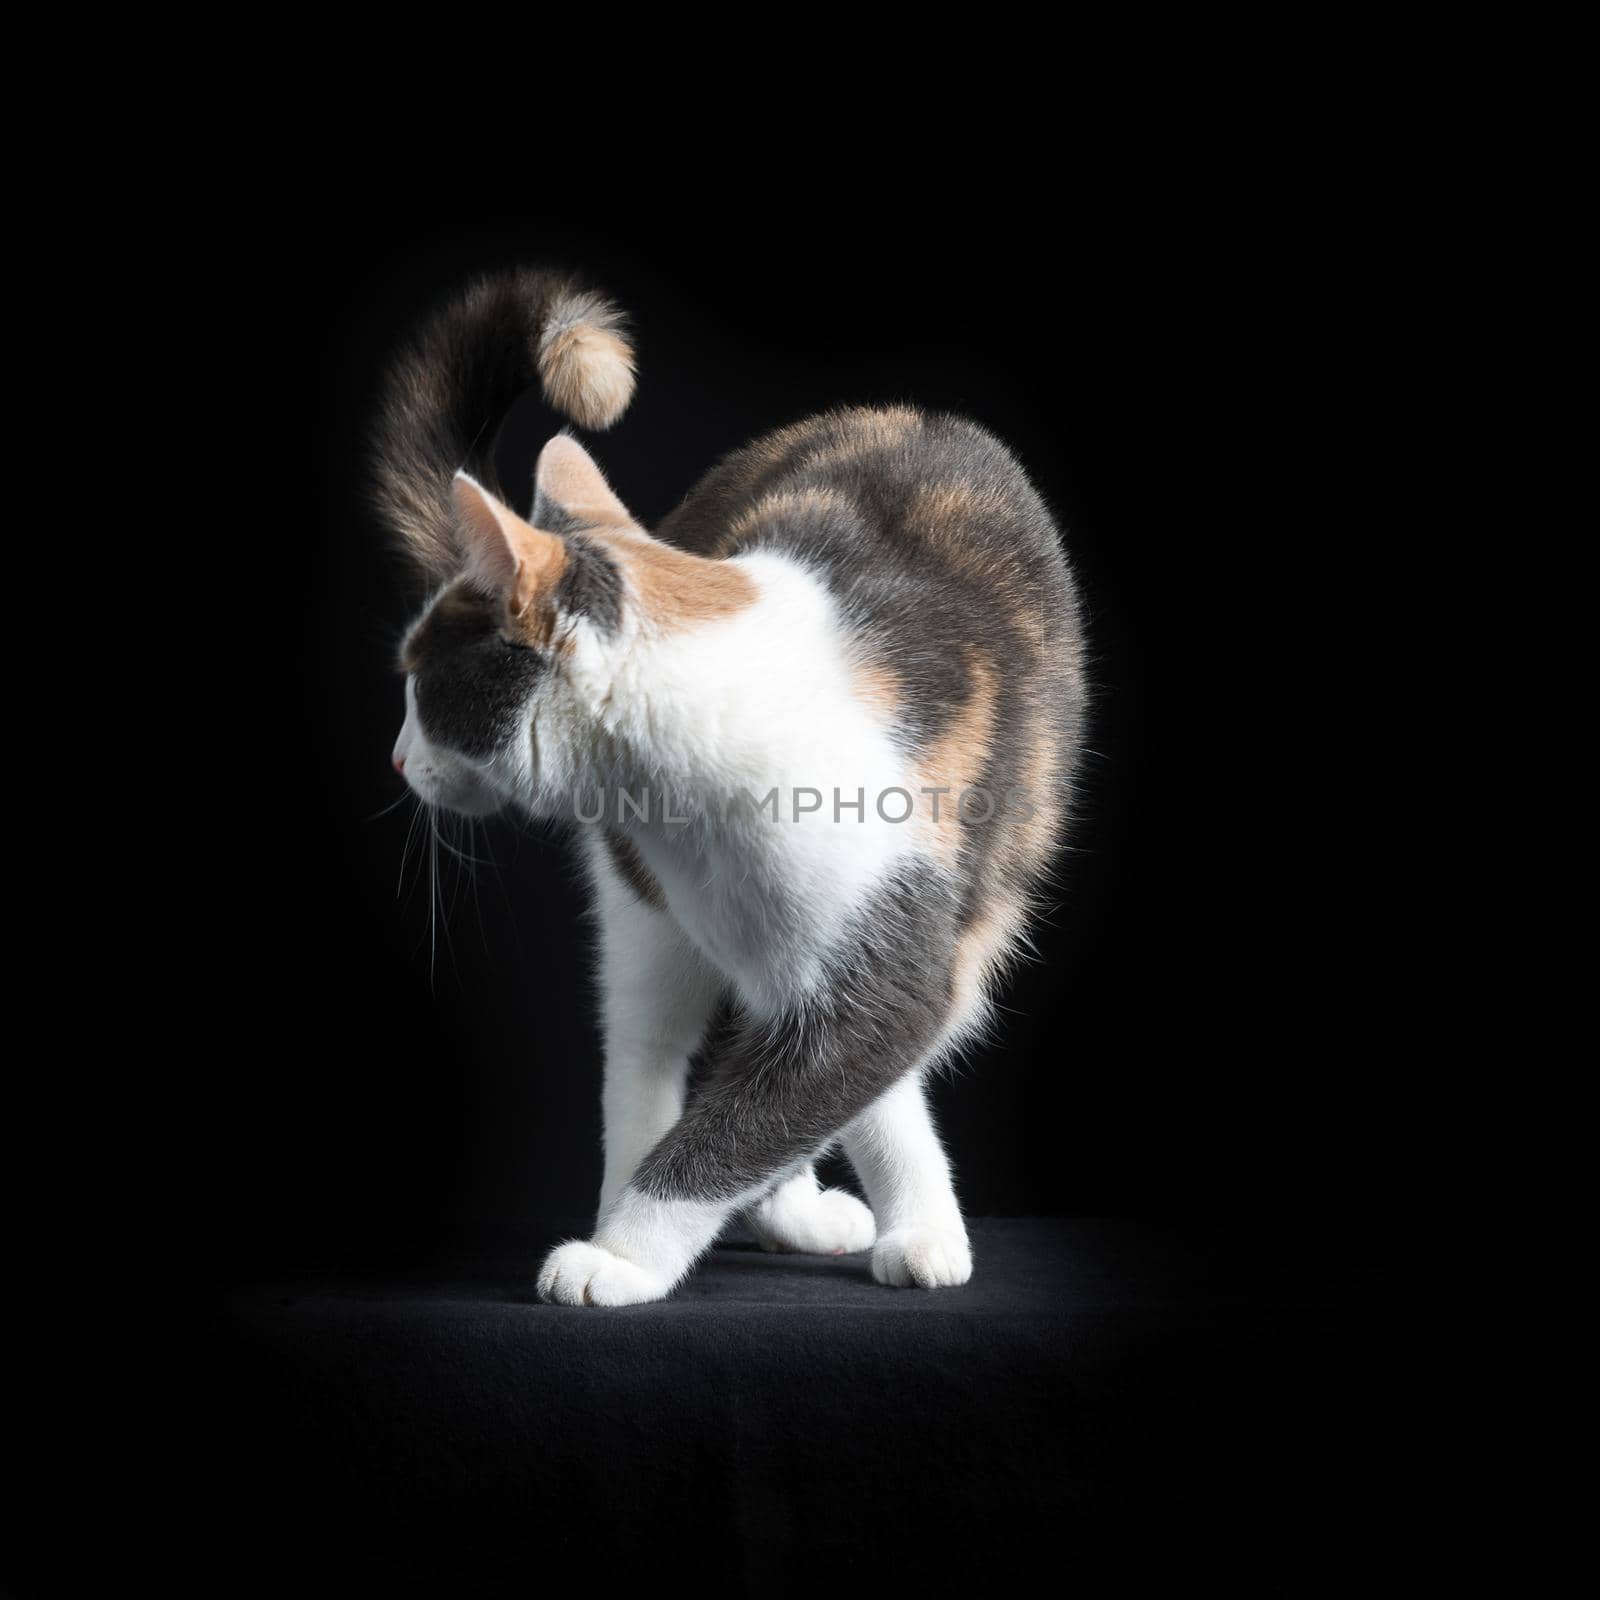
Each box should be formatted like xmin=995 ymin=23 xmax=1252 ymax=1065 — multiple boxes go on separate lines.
xmin=364 ymin=789 xmax=418 ymax=824
xmin=381 ymin=791 xmax=504 ymax=988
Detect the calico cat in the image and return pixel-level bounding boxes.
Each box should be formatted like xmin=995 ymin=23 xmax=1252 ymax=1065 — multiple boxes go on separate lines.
xmin=376 ymin=268 xmax=1086 ymax=1305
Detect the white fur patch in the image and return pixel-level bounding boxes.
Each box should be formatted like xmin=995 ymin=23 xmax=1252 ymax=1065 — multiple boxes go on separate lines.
xmin=592 ymin=552 xmax=925 ymax=1013
xmin=587 ymin=838 xmax=722 ymax=1219
xmin=842 ymin=1073 xmax=972 ymax=1289
xmin=747 ymin=1168 xmax=876 ymax=1256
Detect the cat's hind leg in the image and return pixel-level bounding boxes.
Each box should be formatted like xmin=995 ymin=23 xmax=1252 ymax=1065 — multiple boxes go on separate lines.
xmin=841 ymin=1071 xmax=972 ymax=1288
xmin=744 ymin=1164 xmax=875 ymax=1256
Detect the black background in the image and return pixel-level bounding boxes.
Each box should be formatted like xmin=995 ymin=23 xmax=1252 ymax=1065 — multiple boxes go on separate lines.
xmin=5 ymin=154 xmax=1417 ymax=1599
xmin=192 ymin=176 xmax=1385 ymax=1283
xmin=0 ymin=84 xmax=1444 ymax=1590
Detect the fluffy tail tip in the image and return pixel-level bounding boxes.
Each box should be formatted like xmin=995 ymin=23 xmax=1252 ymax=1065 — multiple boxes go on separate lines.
xmin=538 ymin=289 xmax=636 ymax=431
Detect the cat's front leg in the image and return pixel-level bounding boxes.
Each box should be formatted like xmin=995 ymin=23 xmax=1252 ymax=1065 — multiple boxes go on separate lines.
xmin=593 ymin=839 xmax=724 ymax=1216
xmin=537 ymin=1191 xmax=729 ymax=1307
xmin=537 ymin=836 xmax=723 ymax=1309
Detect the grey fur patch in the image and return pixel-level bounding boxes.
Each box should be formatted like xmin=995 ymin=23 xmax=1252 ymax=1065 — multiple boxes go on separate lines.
xmin=632 ymin=863 xmax=959 ymax=1202
xmin=408 ymin=585 xmax=548 ymax=760
xmin=555 ymin=536 xmax=623 ymax=634
xmin=601 ymin=828 xmax=665 ymax=910
xmin=530 ymin=493 xmax=587 ymax=537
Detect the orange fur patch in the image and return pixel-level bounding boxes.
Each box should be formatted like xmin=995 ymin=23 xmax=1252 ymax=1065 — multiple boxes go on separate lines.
xmin=507 ymin=541 xmax=569 ymax=647
xmin=907 ymin=479 xmax=1049 ymax=650
xmin=452 ymin=476 xmax=571 ymax=645
xmin=727 ymin=486 xmax=857 ymax=542
xmin=1002 ymin=719 xmax=1062 ymax=876
xmin=798 ymin=405 xmax=921 ymax=473
xmin=912 ymin=650 xmax=998 ymax=864
xmin=600 ymin=528 xmax=758 ymax=629
xmin=951 ymin=900 xmax=1028 ymax=1024
xmin=909 ymin=478 xmax=1008 ymax=531
xmin=853 ymin=659 xmax=901 ymax=719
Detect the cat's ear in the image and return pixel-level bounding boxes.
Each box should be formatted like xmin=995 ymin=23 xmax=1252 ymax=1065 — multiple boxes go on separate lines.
xmin=532 ymin=435 xmax=640 ymax=532
xmin=452 ymin=473 xmax=567 ymax=618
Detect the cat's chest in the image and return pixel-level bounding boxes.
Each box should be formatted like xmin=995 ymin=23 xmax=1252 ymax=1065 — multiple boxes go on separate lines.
xmin=631 ymin=818 xmax=904 ymax=1015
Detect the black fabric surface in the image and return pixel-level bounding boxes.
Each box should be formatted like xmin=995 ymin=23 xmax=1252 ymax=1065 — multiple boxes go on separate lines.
xmin=189 ymin=1219 xmax=1399 ymax=1593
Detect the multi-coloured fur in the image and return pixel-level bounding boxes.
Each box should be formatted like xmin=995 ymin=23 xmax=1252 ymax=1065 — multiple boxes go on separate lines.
xmin=377 ymin=269 xmax=1086 ymax=1305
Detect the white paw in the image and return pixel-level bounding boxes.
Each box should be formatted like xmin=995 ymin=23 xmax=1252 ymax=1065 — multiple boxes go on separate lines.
xmin=750 ymin=1186 xmax=877 ymax=1256
xmin=536 ymin=1240 xmax=673 ymax=1307
xmin=872 ymin=1225 xmax=973 ymax=1288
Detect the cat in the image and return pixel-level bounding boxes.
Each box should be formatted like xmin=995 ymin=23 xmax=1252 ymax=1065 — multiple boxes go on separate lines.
xmin=375 ymin=268 xmax=1086 ymax=1305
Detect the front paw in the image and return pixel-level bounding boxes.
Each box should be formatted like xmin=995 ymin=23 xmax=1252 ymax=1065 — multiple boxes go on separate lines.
xmin=872 ymin=1225 xmax=973 ymax=1288
xmin=536 ymin=1240 xmax=673 ymax=1307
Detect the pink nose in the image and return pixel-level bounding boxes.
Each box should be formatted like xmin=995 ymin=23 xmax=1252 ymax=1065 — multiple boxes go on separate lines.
xmin=392 ymin=752 xmax=406 ymax=775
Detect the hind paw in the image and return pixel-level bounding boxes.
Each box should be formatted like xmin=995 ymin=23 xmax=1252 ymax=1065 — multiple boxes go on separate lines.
xmin=871 ymin=1225 xmax=973 ymax=1288
xmin=748 ymin=1181 xmax=876 ymax=1256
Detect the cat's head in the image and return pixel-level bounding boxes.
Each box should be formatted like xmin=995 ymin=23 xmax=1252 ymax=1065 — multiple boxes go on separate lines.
xmin=391 ymin=437 xmax=648 ymax=818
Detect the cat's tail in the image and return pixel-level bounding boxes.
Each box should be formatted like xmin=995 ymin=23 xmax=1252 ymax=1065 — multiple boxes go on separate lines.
xmin=371 ymin=269 xmax=635 ymax=581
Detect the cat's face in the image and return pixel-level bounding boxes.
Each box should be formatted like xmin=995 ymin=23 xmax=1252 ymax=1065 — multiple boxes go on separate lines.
xmin=392 ymin=581 xmax=549 ymax=815
xmin=390 ymin=439 xmax=640 ymax=818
